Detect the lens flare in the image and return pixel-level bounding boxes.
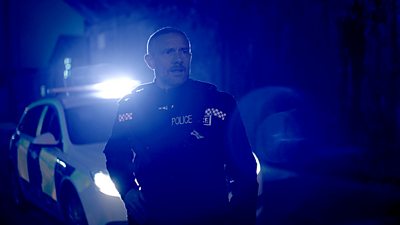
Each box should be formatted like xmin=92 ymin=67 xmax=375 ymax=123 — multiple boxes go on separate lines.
xmin=93 ymin=78 xmax=140 ymax=99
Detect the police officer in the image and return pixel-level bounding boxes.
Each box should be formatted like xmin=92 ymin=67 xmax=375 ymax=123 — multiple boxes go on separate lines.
xmin=104 ymin=27 xmax=258 ymax=225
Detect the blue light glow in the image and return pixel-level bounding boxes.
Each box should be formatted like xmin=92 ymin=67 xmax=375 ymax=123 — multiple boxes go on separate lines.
xmin=92 ymin=78 xmax=140 ymax=99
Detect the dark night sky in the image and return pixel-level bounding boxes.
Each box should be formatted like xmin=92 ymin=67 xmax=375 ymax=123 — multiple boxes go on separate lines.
xmin=3 ymin=0 xmax=84 ymax=68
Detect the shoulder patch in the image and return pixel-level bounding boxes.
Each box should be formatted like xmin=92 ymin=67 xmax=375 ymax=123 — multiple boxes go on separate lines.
xmin=118 ymin=112 xmax=133 ymax=122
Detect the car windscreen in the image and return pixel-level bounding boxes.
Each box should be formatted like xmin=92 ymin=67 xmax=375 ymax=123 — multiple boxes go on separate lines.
xmin=65 ymin=101 xmax=118 ymax=145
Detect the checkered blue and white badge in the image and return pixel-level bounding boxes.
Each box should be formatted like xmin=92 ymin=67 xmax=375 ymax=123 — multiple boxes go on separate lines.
xmin=118 ymin=112 xmax=133 ymax=122
xmin=203 ymin=108 xmax=226 ymax=126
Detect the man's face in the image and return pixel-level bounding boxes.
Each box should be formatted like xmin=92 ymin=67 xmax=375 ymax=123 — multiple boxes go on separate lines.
xmin=145 ymin=32 xmax=192 ymax=89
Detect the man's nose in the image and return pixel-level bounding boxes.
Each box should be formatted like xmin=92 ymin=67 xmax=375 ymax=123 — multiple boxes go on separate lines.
xmin=173 ymin=51 xmax=183 ymax=62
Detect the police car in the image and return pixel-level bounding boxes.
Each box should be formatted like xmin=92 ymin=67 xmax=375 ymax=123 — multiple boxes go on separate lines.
xmin=8 ymin=79 xmax=139 ymax=225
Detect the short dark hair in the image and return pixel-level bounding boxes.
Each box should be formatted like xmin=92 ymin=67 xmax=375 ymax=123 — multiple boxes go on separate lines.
xmin=146 ymin=27 xmax=191 ymax=54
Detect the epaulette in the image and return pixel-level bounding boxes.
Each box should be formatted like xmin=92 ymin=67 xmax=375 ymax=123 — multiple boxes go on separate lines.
xmin=118 ymin=93 xmax=134 ymax=104
xmin=118 ymin=82 xmax=155 ymax=104
xmin=132 ymin=82 xmax=155 ymax=94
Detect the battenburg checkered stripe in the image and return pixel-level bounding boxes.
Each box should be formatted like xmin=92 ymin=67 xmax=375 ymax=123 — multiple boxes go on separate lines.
xmin=205 ymin=108 xmax=226 ymax=120
xmin=118 ymin=112 xmax=133 ymax=122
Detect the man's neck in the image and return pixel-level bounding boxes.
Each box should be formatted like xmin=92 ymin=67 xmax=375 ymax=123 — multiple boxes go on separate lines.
xmin=154 ymin=78 xmax=189 ymax=91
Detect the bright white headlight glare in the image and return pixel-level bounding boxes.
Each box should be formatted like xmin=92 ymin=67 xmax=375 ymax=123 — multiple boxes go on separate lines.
xmin=93 ymin=171 xmax=121 ymax=197
xmin=93 ymin=78 xmax=140 ymax=99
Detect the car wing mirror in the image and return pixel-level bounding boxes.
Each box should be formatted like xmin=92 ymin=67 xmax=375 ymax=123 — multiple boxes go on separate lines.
xmin=32 ymin=132 xmax=58 ymax=145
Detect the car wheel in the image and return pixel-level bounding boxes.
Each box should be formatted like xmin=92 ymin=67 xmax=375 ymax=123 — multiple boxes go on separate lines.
xmin=61 ymin=187 xmax=88 ymax=225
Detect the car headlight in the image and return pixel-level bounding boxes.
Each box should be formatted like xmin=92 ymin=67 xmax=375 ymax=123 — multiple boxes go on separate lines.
xmin=93 ymin=171 xmax=120 ymax=197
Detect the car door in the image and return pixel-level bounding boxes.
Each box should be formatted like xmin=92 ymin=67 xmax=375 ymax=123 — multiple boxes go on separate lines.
xmin=36 ymin=104 xmax=63 ymax=203
xmin=14 ymin=104 xmax=46 ymax=199
xmin=17 ymin=102 xmax=63 ymax=205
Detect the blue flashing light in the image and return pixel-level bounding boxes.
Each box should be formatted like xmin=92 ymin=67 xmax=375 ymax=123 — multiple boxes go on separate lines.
xmin=92 ymin=78 xmax=140 ymax=99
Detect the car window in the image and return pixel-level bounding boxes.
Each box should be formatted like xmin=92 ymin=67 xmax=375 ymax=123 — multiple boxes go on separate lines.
xmin=65 ymin=101 xmax=117 ymax=145
xmin=41 ymin=106 xmax=61 ymax=142
xmin=18 ymin=105 xmax=45 ymax=137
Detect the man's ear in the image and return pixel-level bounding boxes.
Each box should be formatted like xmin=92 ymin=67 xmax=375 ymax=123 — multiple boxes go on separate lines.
xmin=144 ymin=54 xmax=155 ymax=70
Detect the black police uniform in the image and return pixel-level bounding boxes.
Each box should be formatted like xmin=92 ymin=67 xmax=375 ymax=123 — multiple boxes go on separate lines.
xmin=103 ymin=79 xmax=258 ymax=225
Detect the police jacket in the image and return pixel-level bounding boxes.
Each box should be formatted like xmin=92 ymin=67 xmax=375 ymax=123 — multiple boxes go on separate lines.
xmin=104 ymin=79 xmax=258 ymax=224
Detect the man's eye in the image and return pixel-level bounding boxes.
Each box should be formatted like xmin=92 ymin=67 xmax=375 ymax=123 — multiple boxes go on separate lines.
xmin=165 ymin=49 xmax=175 ymax=54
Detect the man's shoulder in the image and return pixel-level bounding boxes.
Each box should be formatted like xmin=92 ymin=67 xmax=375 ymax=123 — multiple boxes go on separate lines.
xmin=189 ymin=79 xmax=218 ymax=92
xmin=191 ymin=80 xmax=233 ymax=98
xmin=133 ymin=82 xmax=156 ymax=94
xmin=117 ymin=82 xmax=156 ymax=108
xmin=188 ymin=79 xmax=236 ymax=107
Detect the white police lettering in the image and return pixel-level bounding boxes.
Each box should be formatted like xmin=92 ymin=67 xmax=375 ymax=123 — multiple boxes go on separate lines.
xmin=171 ymin=115 xmax=192 ymax=126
